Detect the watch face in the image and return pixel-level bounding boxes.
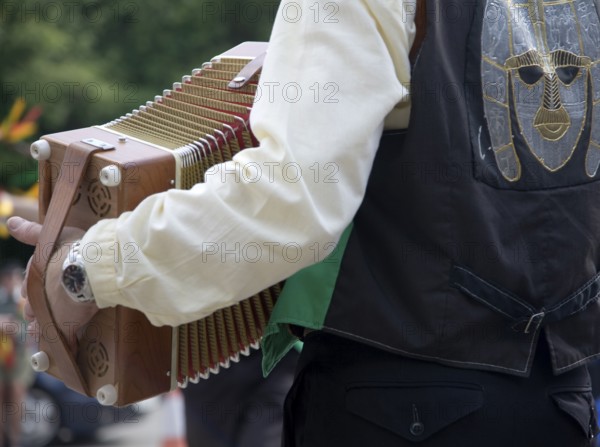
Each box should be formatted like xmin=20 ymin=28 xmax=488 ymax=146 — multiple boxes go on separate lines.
xmin=62 ymin=264 xmax=86 ymax=295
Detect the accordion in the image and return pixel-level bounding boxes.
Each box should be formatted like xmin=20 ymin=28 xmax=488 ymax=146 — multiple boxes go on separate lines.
xmin=27 ymin=42 xmax=279 ymax=406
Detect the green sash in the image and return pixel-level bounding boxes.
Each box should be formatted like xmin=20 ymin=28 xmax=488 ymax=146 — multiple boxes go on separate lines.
xmin=261 ymin=225 xmax=353 ymax=376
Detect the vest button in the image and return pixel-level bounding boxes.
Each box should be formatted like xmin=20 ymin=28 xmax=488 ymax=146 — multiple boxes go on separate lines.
xmin=410 ymin=422 xmax=425 ymax=436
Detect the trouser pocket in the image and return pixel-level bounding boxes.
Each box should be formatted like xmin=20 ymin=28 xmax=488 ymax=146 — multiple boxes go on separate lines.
xmin=549 ymin=386 xmax=599 ymax=441
xmin=345 ymin=381 xmax=484 ymax=443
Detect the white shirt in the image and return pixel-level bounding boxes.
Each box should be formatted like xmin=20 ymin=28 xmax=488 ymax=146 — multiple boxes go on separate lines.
xmin=82 ymin=0 xmax=416 ymax=326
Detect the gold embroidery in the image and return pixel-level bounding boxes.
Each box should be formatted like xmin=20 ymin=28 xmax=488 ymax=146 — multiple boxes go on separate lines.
xmin=482 ymin=0 xmax=599 ymax=179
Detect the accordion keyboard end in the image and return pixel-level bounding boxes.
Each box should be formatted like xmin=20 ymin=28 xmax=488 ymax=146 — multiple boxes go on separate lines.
xmin=220 ymin=358 xmax=231 ymax=369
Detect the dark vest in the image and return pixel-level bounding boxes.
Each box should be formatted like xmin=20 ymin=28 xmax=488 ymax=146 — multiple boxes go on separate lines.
xmin=323 ymin=0 xmax=600 ymax=376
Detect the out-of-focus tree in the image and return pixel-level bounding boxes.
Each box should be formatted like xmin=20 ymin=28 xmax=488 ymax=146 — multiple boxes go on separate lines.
xmin=0 ymin=98 xmax=41 ymax=263
xmin=0 ymin=0 xmax=279 ymax=257
xmin=0 ymin=0 xmax=279 ymax=134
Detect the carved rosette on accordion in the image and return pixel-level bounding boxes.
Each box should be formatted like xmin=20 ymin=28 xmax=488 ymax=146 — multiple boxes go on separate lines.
xmin=27 ymin=42 xmax=279 ymax=407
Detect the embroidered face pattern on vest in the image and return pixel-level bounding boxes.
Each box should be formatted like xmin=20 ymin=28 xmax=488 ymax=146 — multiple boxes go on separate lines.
xmin=481 ymin=0 xmax=600 ymax=182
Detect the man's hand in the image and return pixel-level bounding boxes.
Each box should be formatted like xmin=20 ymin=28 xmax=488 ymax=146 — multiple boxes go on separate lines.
xmin=7 ymin=216 xmax=99 ymax=353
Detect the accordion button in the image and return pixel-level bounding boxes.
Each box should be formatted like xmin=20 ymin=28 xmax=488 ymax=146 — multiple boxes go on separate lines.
xmin=97 ymin=384 xmax=118 ymax=406
xmin=31 ymin=351 xmax=50 ymax=372
xmin=30 ymin=140 xmax=51 ymax=161
xmin=100 ymin=165 xmax=122 ymax=187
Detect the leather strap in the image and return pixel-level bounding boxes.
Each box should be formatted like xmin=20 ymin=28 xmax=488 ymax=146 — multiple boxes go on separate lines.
xmin=228 ymin=51 xmax=267 ymax=89
xmin=28 ymin=140 xmax=113 ymax=395
xmin=410 ymin=0 xmax=427 ymax=65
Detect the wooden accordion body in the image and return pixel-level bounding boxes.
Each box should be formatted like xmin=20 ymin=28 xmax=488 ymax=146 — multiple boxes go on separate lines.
xmin=32 ymin=42 xmax=279 ymax=406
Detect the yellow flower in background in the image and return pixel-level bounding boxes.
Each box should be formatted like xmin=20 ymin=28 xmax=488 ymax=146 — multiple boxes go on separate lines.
xmin=0 ymin=193 xmax=15 ymax=238
xmin=0 ymin=332 xmax=15 ymax=369
xmin=0 ymin=98 xmax=42 ymax=144
xmin=0 ymin=98 xmax=42 ymax=239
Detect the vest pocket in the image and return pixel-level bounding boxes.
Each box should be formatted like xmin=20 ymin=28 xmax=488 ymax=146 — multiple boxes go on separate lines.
xmin=549 ymin=386 xmax=599 ymax=440
xmin=345 ymin=381 xmax=483 ymax=442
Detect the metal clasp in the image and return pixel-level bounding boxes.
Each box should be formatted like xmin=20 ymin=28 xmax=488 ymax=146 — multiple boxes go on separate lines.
xmin=82 ymin=138 xmax=115 ymax=151
xmin=524 ymin=311 xmax=545 ymax=334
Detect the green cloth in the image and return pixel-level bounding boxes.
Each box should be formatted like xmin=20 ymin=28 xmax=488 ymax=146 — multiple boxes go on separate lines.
xmin=261 ymin=224 xmax=353 ymax=376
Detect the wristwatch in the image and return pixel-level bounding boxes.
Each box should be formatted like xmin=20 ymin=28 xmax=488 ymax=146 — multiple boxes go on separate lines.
xmin=61 ymin=241 xmax=95 ymax=303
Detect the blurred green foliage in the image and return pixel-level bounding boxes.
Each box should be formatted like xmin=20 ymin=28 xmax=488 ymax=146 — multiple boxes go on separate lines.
xmin=0 ymin=0 xmax=279 ymax=264
xmin=0 ymin=0 xmax=279 ymax=134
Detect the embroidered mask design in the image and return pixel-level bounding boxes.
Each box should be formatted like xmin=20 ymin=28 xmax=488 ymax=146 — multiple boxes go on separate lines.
xmin=482 ymin=0 xmax=600 ymax=181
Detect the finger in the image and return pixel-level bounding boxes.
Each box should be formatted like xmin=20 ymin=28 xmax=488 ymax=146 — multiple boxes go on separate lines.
xmin=21 ymin=257 xmax=32 ymax=302
xmin=7 ymin=217 xmax=43 ymax=246
xmin=26 ymin=319 xmax=39 ymax=343
xmin=24 ymin=300 xmax=35 ymax=322
xmin=27 ymin=319 xmax=39 ymax=334
xmin=27 ymin=320 xmax=42 ymax=349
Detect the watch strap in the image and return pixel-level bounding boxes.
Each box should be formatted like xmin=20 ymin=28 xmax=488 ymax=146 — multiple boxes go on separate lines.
xmin=63 ymin=241 xmax=95 ymax=303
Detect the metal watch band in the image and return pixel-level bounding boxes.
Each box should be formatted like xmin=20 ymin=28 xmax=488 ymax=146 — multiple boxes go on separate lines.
xmin=61 ymin=240 xmax=95 ymax=303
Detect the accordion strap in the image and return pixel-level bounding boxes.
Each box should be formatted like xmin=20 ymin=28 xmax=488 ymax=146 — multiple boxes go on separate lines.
xmin=28 ymin=140 xmax=113 ymax=396
xmin=228 ymin=51 xmax=267 ymax=89
xmin=409 ymin=0 xmax=427 ymax=65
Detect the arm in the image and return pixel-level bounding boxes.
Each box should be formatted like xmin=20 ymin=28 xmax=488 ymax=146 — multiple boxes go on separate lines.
xmin=13 ymin=0 xmax=416 ymax=328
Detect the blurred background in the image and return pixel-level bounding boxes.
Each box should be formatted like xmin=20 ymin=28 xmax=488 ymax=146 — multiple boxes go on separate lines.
xmin=0 ymin=0 xmax=279 ymax=266
xmin=5 ymin=1 xmax=600 ymax=447
xmin=0 ymin=0 xmax=277 ymax=133
xmin=0 ymin=1 xmax=288 ymax=446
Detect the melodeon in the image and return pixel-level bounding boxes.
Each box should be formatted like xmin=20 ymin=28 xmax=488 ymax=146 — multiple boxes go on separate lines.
xmin=28 ymin=42 xmax=278 ymax=406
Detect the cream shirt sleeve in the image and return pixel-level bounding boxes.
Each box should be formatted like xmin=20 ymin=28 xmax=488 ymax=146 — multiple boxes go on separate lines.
xmin=81 ymin=0 xmax=416 ymax=327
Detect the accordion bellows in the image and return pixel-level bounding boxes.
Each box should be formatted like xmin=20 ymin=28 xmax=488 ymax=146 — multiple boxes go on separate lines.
xmin=32 ymin=42 xmax=279 ymax=406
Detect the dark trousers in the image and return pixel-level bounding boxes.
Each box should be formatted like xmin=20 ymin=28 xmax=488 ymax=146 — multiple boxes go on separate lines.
xmin=183 ymin=348 xmax=298 ymax=447
xmin=283 ymin=332 xmax=598 ymax=447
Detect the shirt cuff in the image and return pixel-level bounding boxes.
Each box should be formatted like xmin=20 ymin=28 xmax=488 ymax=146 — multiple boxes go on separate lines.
xmin=80 ymin=218 xmax=122 ymax=310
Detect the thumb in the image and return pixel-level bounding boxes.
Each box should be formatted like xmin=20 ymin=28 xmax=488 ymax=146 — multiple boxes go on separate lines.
xmin=7 ymin=217 xmax=43 ymax=246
